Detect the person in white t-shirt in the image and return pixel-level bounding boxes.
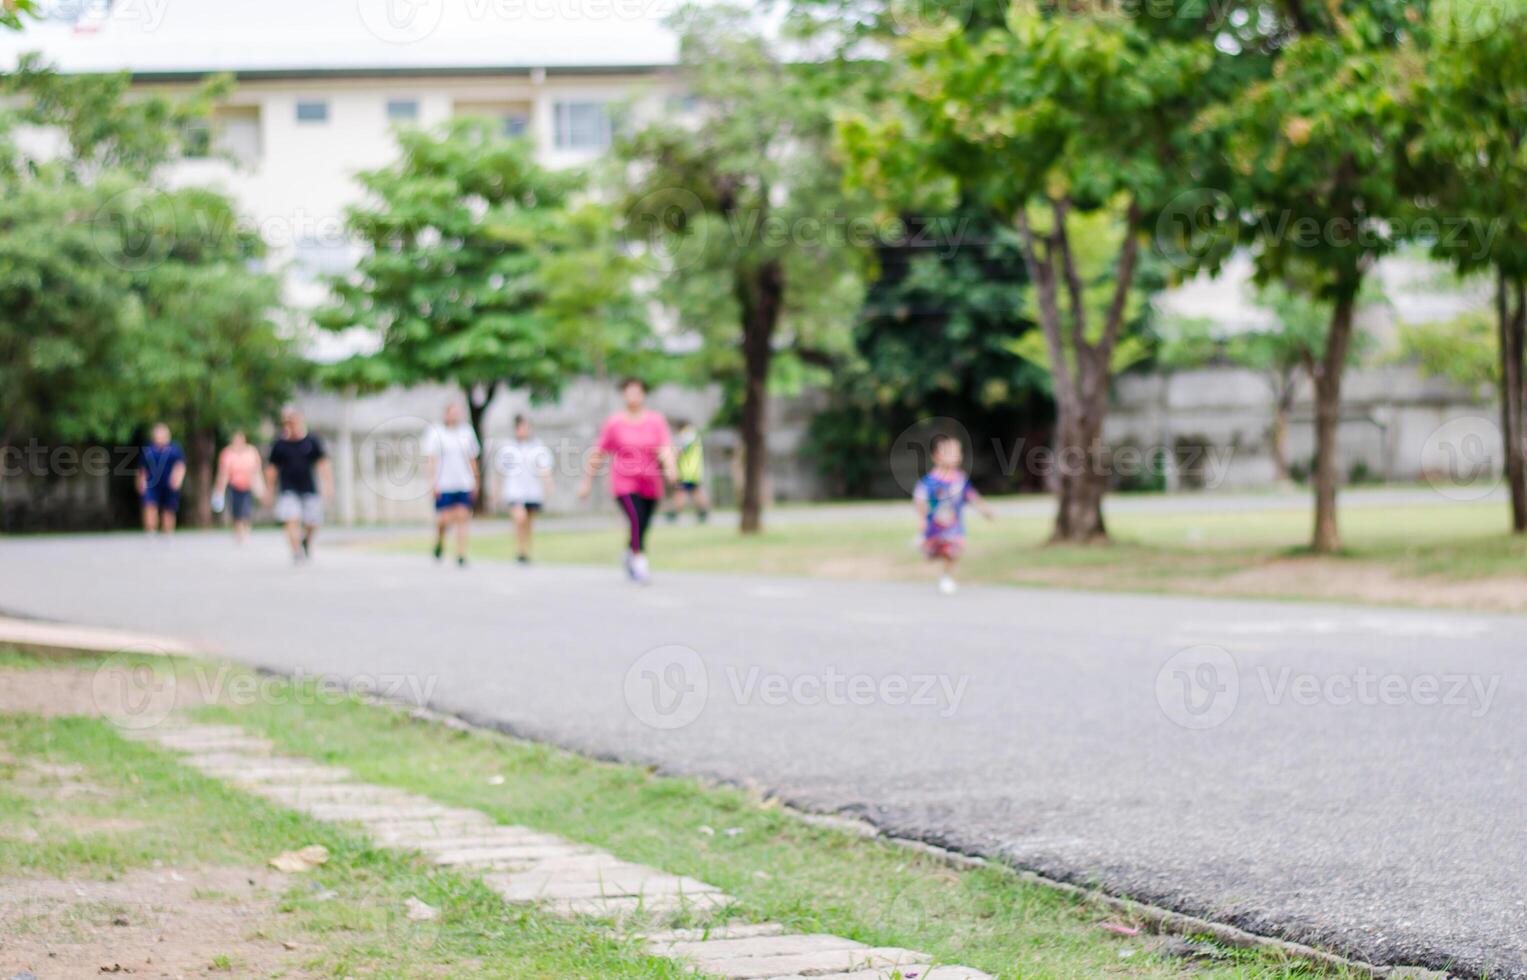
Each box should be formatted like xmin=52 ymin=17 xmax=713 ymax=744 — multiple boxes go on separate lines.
xmin=494 ymin=414 xmax=554 ymax=564
xmin=422 ymin=402 xmax=481 ymax=567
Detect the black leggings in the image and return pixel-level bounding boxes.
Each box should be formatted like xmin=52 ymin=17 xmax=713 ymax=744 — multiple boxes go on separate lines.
xmin=616 ymin=493 xmax=658 ymax=553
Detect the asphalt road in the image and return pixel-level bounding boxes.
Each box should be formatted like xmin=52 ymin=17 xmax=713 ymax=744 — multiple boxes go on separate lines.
xmin=2 ymin=531 xmax=1523 ymax=977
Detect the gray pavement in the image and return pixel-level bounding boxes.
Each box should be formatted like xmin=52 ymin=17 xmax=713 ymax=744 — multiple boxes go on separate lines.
xmin=1 ymin=530 xmax=1523 ymax=977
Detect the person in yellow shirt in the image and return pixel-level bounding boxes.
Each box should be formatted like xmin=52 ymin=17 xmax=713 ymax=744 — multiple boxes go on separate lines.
xmin=666 ymin=419 xmax=710 ymax=524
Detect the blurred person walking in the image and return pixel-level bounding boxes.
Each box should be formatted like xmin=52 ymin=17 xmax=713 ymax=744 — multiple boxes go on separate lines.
xmin=666 ymin=419 xmax=710 ymax=524
xmin=264 ymin=406 xmax=332 ymax=564
xmin=137 ymin=422 xmax=186 ymax=536
xmin=578 ymin=378 xmax=677 ymax=584
xmin=494 ymin=414 xmax=553 ymax=564
xmin=423 ymin=402 xmax=481 ymax=568
xmin=212 ymin=430 xmax=264 ymax=544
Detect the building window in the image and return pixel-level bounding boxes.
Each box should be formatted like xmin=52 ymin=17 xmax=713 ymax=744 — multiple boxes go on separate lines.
xmin=502 ymin=114 xmax=529 ymax=138
xmin=295 ymin=100 xmax=329 ymax=124
xmin=553 ymin=101 xmax=611 ymax=151
xmin=386 ymin=98 xmax=419 ymax=122
xmin=216 ymin=107 xmax=263 ymax=167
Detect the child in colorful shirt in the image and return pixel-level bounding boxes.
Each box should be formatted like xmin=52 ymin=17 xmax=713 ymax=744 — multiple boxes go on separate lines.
xmin=913 ymin=433 xmax=995 ymax=595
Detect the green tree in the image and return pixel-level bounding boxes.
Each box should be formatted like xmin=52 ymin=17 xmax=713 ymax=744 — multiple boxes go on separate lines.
xmin=1408 ymin=3 xmax=1527 ymax=532
xmin=124 ymin=189 xmax=305 ymax=525
xmin=1395 ymin=311 xmax=1497 ymax=392
xmin=1194 ymin=2 xmax=1429 ymax=552
xmin=0 ymin=175 xmax=141 ymax=450
xmin=320 ymin=119 xmax=642 ymax=475
xmin=0 ymin=60 xmax=300 ymax=527
xmin=618 ymin=4 xmax=872 ymax=533
xmin=840 ymin=4 xmax=1224 ymax=542
xmin=1 ymin=53 xmax=228 ymax=181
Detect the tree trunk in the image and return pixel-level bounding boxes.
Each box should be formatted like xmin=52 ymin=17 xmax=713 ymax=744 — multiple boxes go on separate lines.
xmin=1269 ymin=367 xmax=1297 ymax=485
xmin=1051 ymin=383 xmax=1109 ymax=543
xmin=1310 ymin=290 xmax=1358 ymax=553
xmin=186 ymin=427 xmax=217 ymax=528
xmin=1498 ymin=272 xmax=1527 ymax=534
xmin=736 ymin=261 xmax=783 ymax=535
xmin=1012 ymin=198 xmax=1140 ymax=545
xmin=466 ymin=383 xmax=494 ymax=515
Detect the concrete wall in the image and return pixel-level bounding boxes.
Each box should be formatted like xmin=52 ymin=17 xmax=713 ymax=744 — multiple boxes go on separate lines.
xmin=293 ymin=379 xmax=828 ymax=524
xmin=1105 ymin=364 xmax=1500 ymax=490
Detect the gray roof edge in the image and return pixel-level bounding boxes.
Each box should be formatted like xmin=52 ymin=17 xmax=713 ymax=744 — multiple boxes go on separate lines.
xmin=124 ymin=63 xmax=674 ymax=82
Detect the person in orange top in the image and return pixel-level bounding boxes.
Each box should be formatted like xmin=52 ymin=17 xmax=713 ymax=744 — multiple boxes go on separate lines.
xmin=213 ymin=430 xmax=265 ymax=544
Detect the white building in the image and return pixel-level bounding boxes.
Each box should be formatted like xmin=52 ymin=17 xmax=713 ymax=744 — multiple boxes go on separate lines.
xmin=1 ymin=1 xmax=777 ymax=523
xmin=2 ymin=0 xmax=686 ymax=352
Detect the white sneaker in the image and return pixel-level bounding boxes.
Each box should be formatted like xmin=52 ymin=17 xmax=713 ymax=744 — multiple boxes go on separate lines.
xmin=631 ymin=553 xmax=651 ymax=584
xmin=938 ymin=576 xmax=957 ymax=595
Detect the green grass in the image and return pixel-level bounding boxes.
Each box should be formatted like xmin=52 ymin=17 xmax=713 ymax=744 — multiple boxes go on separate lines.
xmin=189 ymin=662 xmax=1353 ymax=979
xmin=0 ymin=705 xmax=690 ymax=977
xmin=383 ymin=499 xmax=1527 ymax=608
xmin=0 ymin=649 xmax=1360 ymax=978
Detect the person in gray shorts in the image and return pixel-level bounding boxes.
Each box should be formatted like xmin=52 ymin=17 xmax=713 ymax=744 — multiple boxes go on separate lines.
xmin=264 ymin=406 xmax=332 ymax=563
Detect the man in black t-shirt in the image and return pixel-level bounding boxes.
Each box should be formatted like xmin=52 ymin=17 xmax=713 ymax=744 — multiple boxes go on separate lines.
xmin=264 ymin=406 xmax=332 ymax=563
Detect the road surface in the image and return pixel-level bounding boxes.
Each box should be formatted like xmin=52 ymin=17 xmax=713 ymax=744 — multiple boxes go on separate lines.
xmin=1 ymin=531 xmax=1522 ymax=977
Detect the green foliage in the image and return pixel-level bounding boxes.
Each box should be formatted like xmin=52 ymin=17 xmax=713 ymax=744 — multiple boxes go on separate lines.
xmin=0 ymin=57 xmax=300 ymax=489
xmin=1001 ymin=209 xmax=1157 ymax=378
xmin=618 ymin=4 xmax=872 ymax=389
xmin=0 ymin=0 xmax=38 ymax=32
xmin=0 ymin=175 xmax=141 ymax=444
xmin=1407 ymin=0 xmax=1527 ymax=277
xmin=1195 ymin=4 xmax=1427 ymax=300
xmin=122 ymin=189 xmax=304 ymax=438
xmin=1396 ymin=310 xmax=1498 ymax=391
xmin=0 ymin=54 xmax=231 ymax=181
xmin=804 ymin=208 xmax=1056 ymax=496
xmin=853 ymin=209 xmax=1042 ymax=413
xmin=320 ymin=119 xmax=640 ymax=406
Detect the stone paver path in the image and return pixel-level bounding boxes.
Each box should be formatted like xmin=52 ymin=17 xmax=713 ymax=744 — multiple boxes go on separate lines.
xmin=126 ymin=722 xmax=991 ymax=980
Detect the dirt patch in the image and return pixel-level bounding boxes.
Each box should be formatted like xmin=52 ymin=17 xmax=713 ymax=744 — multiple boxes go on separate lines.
xmin=1194 ymin=558 xmax=1527 ymax=612
xmin=0 ymin=866 xmax=313 ymax=979
xmin=1007 ymin=557 xmax=1527 ymax=612
xmin=0 ymin=664 xmax=213 ymax=720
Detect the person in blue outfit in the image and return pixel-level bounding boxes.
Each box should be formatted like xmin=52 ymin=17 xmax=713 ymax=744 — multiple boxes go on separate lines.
xmin=137 ymin=422 xmax=187 ymax=535
xmin=913 ymin=433 xmax=995 ymax=595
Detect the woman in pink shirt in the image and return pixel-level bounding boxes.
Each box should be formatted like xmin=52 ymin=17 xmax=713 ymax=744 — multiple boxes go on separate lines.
xmin=579 ymin=378 xmax=678 ymax=583
xmin=213 ymin=430 xmax=265 ymax=544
